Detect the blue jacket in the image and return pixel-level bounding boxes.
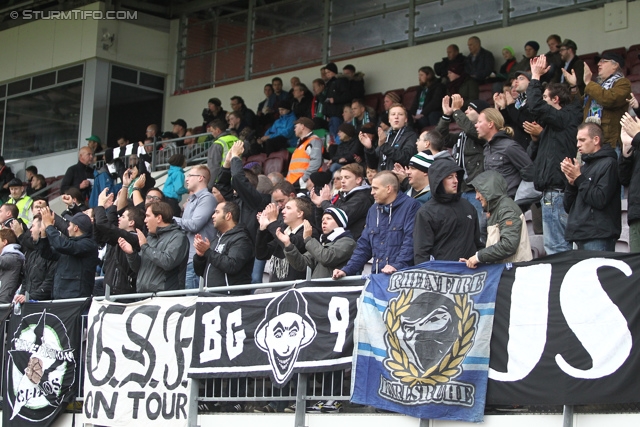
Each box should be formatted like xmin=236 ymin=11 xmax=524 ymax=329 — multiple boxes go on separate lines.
xmin=265 ymin=111 xmax=297 ymax=147
xmin=89 ymin=167 xmax=121 ymax=208
xmin=163 ymin=165 xmax=187 ymax=200
xmin=342 ymin=191 xmax=421 ymax=275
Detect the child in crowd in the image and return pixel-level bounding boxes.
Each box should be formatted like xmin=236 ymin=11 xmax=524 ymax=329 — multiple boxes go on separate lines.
xmin=163 ymin=153 xmax=187 ymax=217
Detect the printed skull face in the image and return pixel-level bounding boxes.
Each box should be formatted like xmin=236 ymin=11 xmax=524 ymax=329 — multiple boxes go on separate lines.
xmin=263 ymin=313 xmax=307 ymax=383
xmin=397 ymin=293 xmax=459 ymax=371
xmin=255 ymin=290 xmax=317 ymax=385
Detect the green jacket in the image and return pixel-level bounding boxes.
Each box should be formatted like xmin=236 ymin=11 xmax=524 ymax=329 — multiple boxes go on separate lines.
xmin=470 ymin=171 xmax=531 ymax=264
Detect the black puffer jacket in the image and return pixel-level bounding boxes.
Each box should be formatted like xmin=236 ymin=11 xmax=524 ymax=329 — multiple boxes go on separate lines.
xmin=93 ymin=206 xmax=140 ymax=295
xmin=482 ymin=131 xmax=532 ymax=198
xmin=564 ymin=146 xmax=621 ymax=242
xmin=619 ymin=133 xmax=640 ymax=223
xmin=413 ymin=158 xmax=483 ymax=263
xmin=324 ymin=75 xmax=352 ymax=117
xmin=526 ymin=79 xmax=583 ymax=191
xmin=18 ymin=232 xmax=55 ymax=301
xmin=193 ymin=225 xmax=254 ymax=294
xmin=40 ymin=227 xmax=99 ymax=299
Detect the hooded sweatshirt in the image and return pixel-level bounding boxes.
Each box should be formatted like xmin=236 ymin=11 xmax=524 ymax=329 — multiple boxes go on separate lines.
xmin=414 ymin=158 xmax=483 ymax=263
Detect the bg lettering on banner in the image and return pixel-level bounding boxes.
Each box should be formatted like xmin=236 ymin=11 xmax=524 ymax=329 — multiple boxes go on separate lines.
xmin=82 ymin=297 xmax=196 ymax=427
xmin=488 ymin=252 xmax=640 ymax=405
xmin=189 ymin=281 xmax=365 ymax=386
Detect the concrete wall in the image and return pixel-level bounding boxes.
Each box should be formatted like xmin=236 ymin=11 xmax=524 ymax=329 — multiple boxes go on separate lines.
xmin=0 ymin=2 xmax=170 ymax=83
xmin=163 ymin=1 xmax=639 ymax=129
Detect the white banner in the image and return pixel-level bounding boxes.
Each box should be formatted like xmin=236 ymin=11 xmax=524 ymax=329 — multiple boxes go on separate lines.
xmin=82 ymin=297 xmax=197 ymax=427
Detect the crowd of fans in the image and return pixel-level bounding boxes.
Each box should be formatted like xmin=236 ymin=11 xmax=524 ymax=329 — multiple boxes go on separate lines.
xmin=0 ymin=33 xmax=638 ymax=413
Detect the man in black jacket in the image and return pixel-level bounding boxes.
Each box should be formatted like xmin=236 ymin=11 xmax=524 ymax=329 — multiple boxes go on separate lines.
xmin=414 ymin=158 xmax=483 ymax=263
xmin=12 ymin=214 xmax=56 ymax=302
xmin=39 ymin=208 xmax=99 ymax=299
xmin=527 ymin=56 xmax=583 ymax=254
xmin=193 ymin=201 xmax=254 ymax=294
xmin=434 ymin=44 xmax=466 ymax=80
xmin=323 ymin=62 xmax=352 ymax=142
xmin=620 ymin=113 xmax=640 ymax=252
xmin=561 ymin=123 xmax=620 ymax=251
xmin=60 ymin=146 xmax=95 ymax=201
xmin=94 ymin=189 xmax=144 ymax=295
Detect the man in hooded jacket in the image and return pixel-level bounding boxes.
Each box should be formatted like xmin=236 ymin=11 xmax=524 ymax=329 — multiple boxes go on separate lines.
xmin=414 ymin=158 xmax=483 ymax=263
xmin=461 ymin=170 xmax=532 ymax=268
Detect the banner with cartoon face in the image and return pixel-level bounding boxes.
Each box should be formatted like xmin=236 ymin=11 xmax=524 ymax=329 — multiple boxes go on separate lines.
xmin=488 ymin=251 xmax=640 ymax=405
xmin=3 ymin=300 xmax=88 ymax=427
xmin=82 ymin=297 xmax=197 ymax=427
xmin=351 ymin=262 xmax=504 ymax=422
xmin=188 ymin=280 xmax=365 ymax=387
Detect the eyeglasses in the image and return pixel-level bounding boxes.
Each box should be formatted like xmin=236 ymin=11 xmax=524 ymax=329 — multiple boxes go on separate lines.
xmin=146 ymin=195 xmax=161 ymax=201
xmin=598 ymin=59 xmax=615 ymax=65
xmin=186 ymin=174 xmax=203 ymax=178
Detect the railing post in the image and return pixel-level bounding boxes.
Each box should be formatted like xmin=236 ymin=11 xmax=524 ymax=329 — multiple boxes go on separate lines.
xmin=188 ymin=379 xmax=200 ymax=427
xmin=563 ymin=405 xmax=574 ymax=427
xmin=419 ymin=418 xmax=431 ymax=427
xmin=294 ymin=373 xmax=308 ymax=427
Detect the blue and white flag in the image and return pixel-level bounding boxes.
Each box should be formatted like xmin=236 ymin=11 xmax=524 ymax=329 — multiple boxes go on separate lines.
xmin=351 ymin=261 xmax=504 ymax=422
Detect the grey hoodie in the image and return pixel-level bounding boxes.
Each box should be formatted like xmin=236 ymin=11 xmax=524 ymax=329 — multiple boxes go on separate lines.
xmin=0 ymin=243 xmax=25 ymax=303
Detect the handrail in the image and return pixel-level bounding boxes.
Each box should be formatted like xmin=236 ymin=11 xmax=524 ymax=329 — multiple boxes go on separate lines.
xmin=95 ymin=131 xmax=211 ymax=173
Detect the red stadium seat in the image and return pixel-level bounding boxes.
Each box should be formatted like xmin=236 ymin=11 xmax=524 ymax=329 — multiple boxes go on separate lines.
xmin=579 ymin=52 xmax=598 ymax=74
xmin=364 ymin=93 xmax=382 ymax=113
xmin=263 ymin=157 xmax=284 ymax=175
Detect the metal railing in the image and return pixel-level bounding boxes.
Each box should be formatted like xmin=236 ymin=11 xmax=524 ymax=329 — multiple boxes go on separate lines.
xmin=94 ymin=131 xmax=211 ymax=174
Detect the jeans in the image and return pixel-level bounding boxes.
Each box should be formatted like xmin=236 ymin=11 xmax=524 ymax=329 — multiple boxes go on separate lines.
xmin=328 ymin=116 xmax=343 ymax=142
xmin=185 ymin=262 xmax=200 ymax=290
xmin=462 ymin=190 xmax=487 ymax=245
xmin=252 ymin=258 xmax=267 ymax=284
xmin=329 ymin=162 xmax=343 ymax=172
xmin=630 ymin=220 xmax=640 ymax=253
xmin=541 ymin=190 xmax=572 ymax=255
xmin=576 ymin=238 xmax=617 ymax=252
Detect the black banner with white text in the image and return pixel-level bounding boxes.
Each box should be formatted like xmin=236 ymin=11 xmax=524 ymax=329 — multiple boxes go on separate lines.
xmin=487 ymin=251 xmax=640 ymax=404
xmin=189 ymin=280 xmax=365 ymax=386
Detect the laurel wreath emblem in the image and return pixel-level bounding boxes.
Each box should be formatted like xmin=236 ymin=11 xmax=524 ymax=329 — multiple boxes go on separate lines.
xmin=383 ymin=289 xmax=477 ymax=387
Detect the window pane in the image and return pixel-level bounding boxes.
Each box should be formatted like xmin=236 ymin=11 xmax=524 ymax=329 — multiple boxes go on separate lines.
xmin=510 ymin=0 xmax=573 ymax=18
xmin=331 ymin=0 xmax=408 ymax=21
xmin=140 ymin=72 xmax=165 ymax=91
xmin=108 ymin=82 xmax=163 ymax=147
xmin=32 ymin=72 xmax=56 ymax=90
xmin=57 ymin=64 xmax=84 ymax=83
xmin=254 ymin=0 xmax=323 ymax=40
xmin=112 ymin=65 xmax=138 ymax=83
xmin=185 ymin=52 xmax=214 ymax=88
xmin=330 ymin=10 xmax=408 ymax=56
xmin=216 ymin=13 xmax=247 ymax=48
xmin=0 ymin=85 xmax=5 ymax=99
xmin=415 ymin=0 xmax=502 ymax=37
xmin=7 ymin=79 xmax=30 ymax=96
xmin=3 ymin=82 xmax=82 ymax=159
xmin=253 ymin=29 xmax=323 ymax=74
